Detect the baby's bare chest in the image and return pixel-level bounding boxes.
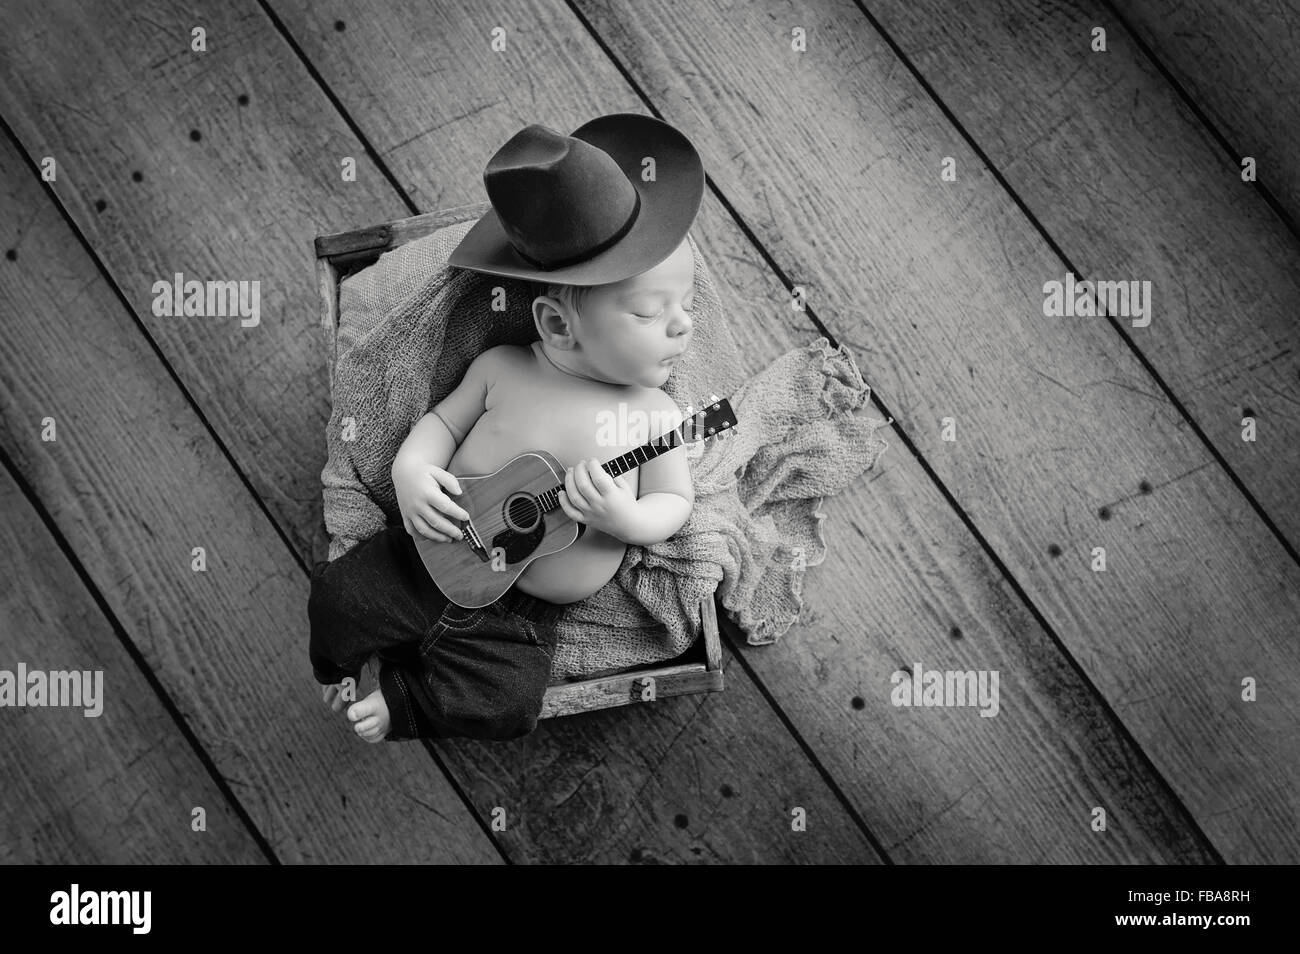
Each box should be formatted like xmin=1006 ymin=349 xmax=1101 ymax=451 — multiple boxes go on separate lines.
xmin=450 ymin=366 xmax=654 ymax=491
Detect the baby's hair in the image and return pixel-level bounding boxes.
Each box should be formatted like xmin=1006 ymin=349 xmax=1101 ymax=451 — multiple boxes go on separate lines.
xmin=532 ymin=281 xmax=590 ymax=319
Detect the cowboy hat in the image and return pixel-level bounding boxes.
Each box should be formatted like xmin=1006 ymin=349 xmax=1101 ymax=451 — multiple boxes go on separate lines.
xmin=447 ymin=113 xmax=704 ymax=285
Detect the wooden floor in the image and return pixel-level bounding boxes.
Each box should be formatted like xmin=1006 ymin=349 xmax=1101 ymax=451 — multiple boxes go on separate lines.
xmin=1 ymin=0 xmax=1297 ymax=864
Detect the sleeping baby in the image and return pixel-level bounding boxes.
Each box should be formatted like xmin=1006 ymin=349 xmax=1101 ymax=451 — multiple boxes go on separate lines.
xmin=308 ymin=113 xmax=705 ymax=743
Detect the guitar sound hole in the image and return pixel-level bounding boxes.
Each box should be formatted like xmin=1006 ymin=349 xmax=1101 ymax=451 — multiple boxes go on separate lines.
xmin=503 ymin=493 xmax=541 ymax=533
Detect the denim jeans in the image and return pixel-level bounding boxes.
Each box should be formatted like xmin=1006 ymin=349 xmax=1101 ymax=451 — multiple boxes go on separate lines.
xmin=308 ymin=525 xmax=564 ymax=741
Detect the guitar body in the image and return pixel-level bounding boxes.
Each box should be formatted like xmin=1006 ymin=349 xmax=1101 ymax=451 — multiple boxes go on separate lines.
xmin=412 ymin=450 xmax=584 ymax=608
xmin=410 ymin=396 xmax=737 ymax=609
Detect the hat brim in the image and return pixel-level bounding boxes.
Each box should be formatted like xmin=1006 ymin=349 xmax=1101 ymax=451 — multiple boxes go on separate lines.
xmin=447 ymin=113 xmax=704 ymax=286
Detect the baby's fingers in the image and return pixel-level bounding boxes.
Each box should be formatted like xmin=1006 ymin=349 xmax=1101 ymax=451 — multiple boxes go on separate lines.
xmin=429 ymin=467 xmax=465 ymax=498
xmin=419 ymin=503 xmax=464 ymax=538
xmin=432 ymin=491 xmax=471 ymax=522
xmin=411 ymin=513 xmax=451 ymax=542
xmin=585 ymin=458 xmax=613 ymax=490
xmin=565 ymin=466 xmax=590 ymax=508
xmin=574 ymin=459 xmax=601 ymax=499
xmin=558 ymin=489 xmax=585 ymax=523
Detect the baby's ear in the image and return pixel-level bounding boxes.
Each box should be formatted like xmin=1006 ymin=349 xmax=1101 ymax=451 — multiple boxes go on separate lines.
xmin=532 ymin=293 xmax=570 ymax=342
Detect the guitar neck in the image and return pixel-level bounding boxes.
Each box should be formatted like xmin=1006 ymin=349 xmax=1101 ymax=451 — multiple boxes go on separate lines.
xmin=537 ymin=430 xmax=687 ymax=515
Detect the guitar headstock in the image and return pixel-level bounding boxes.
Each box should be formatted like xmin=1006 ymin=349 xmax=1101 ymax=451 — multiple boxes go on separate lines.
xmin=680 ymin=393 xmax=738 ymax=443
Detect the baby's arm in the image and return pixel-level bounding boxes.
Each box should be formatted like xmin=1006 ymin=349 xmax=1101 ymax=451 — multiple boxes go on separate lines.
xmin=558 ymin=392 xmax=694 ymax=545
xmin=618 ymin=392 xmax=695 ymax=545
xmin=391 ymin=347 xmax=504 ymax=540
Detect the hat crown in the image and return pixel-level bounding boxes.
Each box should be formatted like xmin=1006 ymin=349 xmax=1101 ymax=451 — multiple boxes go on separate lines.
xmin=483 ymin=124 xmax=639 ymax=270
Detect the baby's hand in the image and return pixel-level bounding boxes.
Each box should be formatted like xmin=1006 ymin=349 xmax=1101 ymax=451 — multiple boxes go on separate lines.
xmin=393 ymin=460 xmax=470 ymax=542
xmin=558 ymin=458 xmax=638 ymax=540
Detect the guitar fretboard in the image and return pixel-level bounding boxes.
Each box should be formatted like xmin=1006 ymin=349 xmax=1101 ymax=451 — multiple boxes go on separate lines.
xmin=537 ymin=428 xmax=688 ymax=514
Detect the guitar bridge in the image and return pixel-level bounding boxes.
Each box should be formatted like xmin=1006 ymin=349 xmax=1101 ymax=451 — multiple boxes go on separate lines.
xmin=461 ymin=519 xmax=490 ymax=563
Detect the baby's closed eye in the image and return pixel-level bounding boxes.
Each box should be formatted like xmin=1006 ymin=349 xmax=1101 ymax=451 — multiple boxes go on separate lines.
xmin=632 ymin=291 xmax=695 ymax=319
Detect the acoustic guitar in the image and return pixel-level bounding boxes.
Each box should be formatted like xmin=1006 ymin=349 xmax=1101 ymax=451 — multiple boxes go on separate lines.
xmin=413 ymin=396 xmax=738 ymax=608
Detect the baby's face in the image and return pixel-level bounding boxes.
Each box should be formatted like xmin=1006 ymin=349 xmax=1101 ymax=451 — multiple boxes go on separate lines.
xmin=547 ymin=238 xmax=695 ymax=388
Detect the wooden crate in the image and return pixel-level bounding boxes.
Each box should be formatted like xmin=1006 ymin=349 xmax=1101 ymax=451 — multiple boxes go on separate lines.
xmin=313 ymin=203 xmax=724 ymax=719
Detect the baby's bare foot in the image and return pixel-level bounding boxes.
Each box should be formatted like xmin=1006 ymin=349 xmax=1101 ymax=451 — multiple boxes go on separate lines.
xmin=347 ymin=688 xmax=391 ymax=743
xmin=320 ymin=678 xmax=357 ymax=715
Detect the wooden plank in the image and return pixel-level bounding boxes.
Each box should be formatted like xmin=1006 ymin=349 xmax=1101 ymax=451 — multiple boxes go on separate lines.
xmin=0 ymin=0 xmax=880 ymax=864
xmin=701 ymin=596 xmax=723 ymax=671
xmin=314 ymin=255 xmax=340 ymax=391
xmin=444 ymin=643 xmax=867 ymax=864
xmin=315 ymin=203 xmax=488 ymax=257
xmin=273 ymin=0 xmax=1218 ymax=862
xmin=701 ymin=199 xmax=1214 ymax=863
xmin=0 ymin=468 xmax=267 ymax=864
xmin=1122 ymin=0 xmax=1300 ymax=231
xmin=868 ymin=0 xmax=1300 ymax=557
xmin=0 ymin=0 xmax=413 ymax=561
xmin=572 ymin=0 xmax=1300 ymax=861
xmin=540 ymin=667 xmax=721 ymax=720
xmin=0 ymin=135 xmax=499 ymax=865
